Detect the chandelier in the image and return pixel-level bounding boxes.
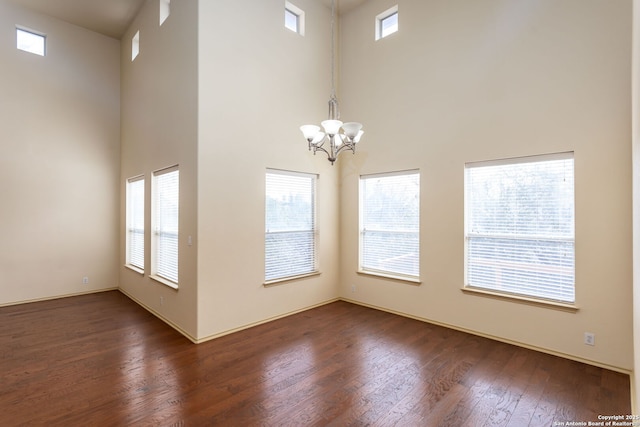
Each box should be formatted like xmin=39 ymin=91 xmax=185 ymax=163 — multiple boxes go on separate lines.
xmin=300 ymin=0 xmax=363 ymax=165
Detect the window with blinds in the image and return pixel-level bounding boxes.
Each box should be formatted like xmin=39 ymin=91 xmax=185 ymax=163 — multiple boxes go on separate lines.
xmin=126 ymin=176 xmax=145 ymax=271
xmin=265 ymin=170 xmax=317 ymax=282
xmin=152 ymin=166 xmax=179 ymax=286
xmin=360 ymin=170 xmax=420 ymax=279
xmin=465 ymin=153 xmax=575 ymax=303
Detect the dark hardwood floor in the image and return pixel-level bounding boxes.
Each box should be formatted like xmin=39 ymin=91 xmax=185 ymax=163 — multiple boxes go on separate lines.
xmin=0 ymin=291 xmax=630 ymax=426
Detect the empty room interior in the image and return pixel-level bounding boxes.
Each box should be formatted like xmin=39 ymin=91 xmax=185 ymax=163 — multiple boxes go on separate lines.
xmin=2 ymin=0 xmax=640 ymax=424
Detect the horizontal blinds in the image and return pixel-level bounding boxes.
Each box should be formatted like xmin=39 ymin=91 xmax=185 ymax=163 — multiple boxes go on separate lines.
xmin=265 ymin=171 xmax=316 ymax=281
xmin=465 ymin=155 xmax=575 ymax=302
xmin=154 ymin=168 xmax=179 ymax=284
xmin=360 ymin=171 xmax=420 ymax=277
xmin=127 ymin=177 xmax=145 ymax=270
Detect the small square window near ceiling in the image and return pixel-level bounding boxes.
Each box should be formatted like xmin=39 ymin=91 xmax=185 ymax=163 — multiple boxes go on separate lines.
xmin=284 ymin=1 xmax=305 ymax=36
xmin=131 ymin=31 xmax=140 ymax=61
xmin=16 ymin=27 xmax=45 ymax=56
xmin=376 ymin=5 xmax=398 ymax=40
xmin=160 ymin=0 xmax=170 ymax=25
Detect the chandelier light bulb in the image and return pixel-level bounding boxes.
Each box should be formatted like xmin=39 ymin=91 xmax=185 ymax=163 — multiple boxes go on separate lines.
xmin=321 ymin=120 xmax=343 ymax=136
xmin=300 ymin=125 xmax=320 ymax=142
xmin=342 ymin=122 xmax=363 ymax=139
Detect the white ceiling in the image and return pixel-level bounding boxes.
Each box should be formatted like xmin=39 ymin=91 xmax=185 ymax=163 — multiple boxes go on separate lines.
xmin=8 ymin=0 xmax=146 ymax=39
xmin=8 ymin=0 xmax=368 ymax=40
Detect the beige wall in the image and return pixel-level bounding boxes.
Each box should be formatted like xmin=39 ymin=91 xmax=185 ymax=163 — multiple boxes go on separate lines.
xmin=633 ymin=0 xmax=639 ymax=412
xmin=339 ymin=0 xmax=633 ymax=371
xmin=119 ymin=0 xmax=199 ymax=338
xmin=4 ymin=0 xmax=633 ymax=381
xmin=196 ymin=0 xmax=341 ymax=340
xmin=0 ymin=1 xmax=120 ymax=305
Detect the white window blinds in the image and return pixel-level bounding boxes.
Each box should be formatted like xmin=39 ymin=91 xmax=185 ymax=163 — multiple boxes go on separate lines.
xmin=465 ymin=153 xmax=575 ymax=303
xmin=265 ymin=170 xmax=317 ymax=282
xmin=360 ymin=171 xmax=420 ymax=279
xmin=126 ymin=176 xmax=144 ymax=271
xmin=153 ymin=167 xmax=179 ymax=284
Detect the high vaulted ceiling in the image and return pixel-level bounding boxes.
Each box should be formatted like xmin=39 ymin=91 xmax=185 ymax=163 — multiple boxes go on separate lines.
xmin=6 ymin=0 xmax=368 ymax=40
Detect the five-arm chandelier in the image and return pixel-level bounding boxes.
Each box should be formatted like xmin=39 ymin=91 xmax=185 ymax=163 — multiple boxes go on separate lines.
xmin=300 ymin=0 xmax=363 ymax=165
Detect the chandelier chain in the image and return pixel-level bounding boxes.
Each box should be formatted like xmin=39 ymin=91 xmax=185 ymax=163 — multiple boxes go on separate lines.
xmin=298 ymin=0 xmax=363 ymax=165
xmin=331 ymin=0 xmax=336 ymax=100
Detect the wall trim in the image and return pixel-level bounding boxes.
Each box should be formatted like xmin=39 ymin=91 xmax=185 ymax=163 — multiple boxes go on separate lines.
xmin=118 ymin=289 xmax=339 ymax=345
xmin=193 ymin=298 xmax=341 ymax=344
xmin=12 ymin=289 xmax=631 ymax=406
xmin=117 ymin=287 xmax=633 ymax=408
xmin=339 ymin=297 xmax=632 ymax=376
xmin=119 ymin=288 xmax=631 ymax=374
xmin=631 ymin=371 xmax=637 ymax=415
xmin=117 ymin=288 xmax=199 ymax=343
xmin=0 ymin=287 xmax=118 ymax=308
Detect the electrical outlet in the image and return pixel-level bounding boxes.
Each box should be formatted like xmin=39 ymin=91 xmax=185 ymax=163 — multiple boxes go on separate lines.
xmin=82 ymin=276 xmax=89 ymax=285
xmin=160 ymin=296 xmax=164 ymax=306
xmin=351 ymin=285 xmax=356 ymax=293
xmin=584 ymin=332 xmax=595 ymax=346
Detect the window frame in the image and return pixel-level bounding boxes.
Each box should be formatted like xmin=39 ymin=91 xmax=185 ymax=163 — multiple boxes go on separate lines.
xmin=131 ymin=30 xmax=140 ymax=61
xmin=359 ymin=169 xmax=420 ymax=283
xmin=464 ymin=152 xmax=575 ymax=306
xmin=160 ymin=0 xmax=171 ymax=26
xmin=125 ymin=175 xmax=145 ymax=273
xmin=375 ymin=5 xmax=398 ymax=40
xmin=284 ymin=1 xmax=305 ymax=36
xmin=265 ymin=168 xmax=318 ymax=284
xmin=151 ymin=165 xmax=179 ymax=288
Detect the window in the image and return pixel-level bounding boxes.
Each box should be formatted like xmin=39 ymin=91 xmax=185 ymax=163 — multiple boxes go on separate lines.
xmin=376 ymin=5 xmax=398 ymax=40
xmin=360 ymin=170 xmax=420 ymax=280
xmin=465 ymin=153 xmax=575 ymax=303
xmin=126 ymin=176 xmax=145 ymax=272
xmin=285 ymin=9 xmax=298 ymax=33
xmin=160 ymin=0 xmax=170 ymax=25
xmin=284 ymin=2 xmax=305 ymax=36
xmin=152 ymin=166 xmax=179 ymax=286
xmin=131 ymin=31 xmax=140 ymax=61
xmin=265 ymin=170 xmax=317 ymax=282
xmin=16 ymin=27 xmax=45 ymax=56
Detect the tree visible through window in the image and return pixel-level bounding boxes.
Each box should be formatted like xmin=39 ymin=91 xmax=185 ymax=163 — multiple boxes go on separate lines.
xmin=265 ymin=170 xmax=317 ymax=282
xmin=360 ymin=171 xmax=420 ymax=279
xmin=465 ymin=153 xmax=575 ymax=303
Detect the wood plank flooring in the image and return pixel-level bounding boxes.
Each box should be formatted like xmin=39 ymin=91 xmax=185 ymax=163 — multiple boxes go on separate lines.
xmin=0 ymin=291 xmax=631 ymax=426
